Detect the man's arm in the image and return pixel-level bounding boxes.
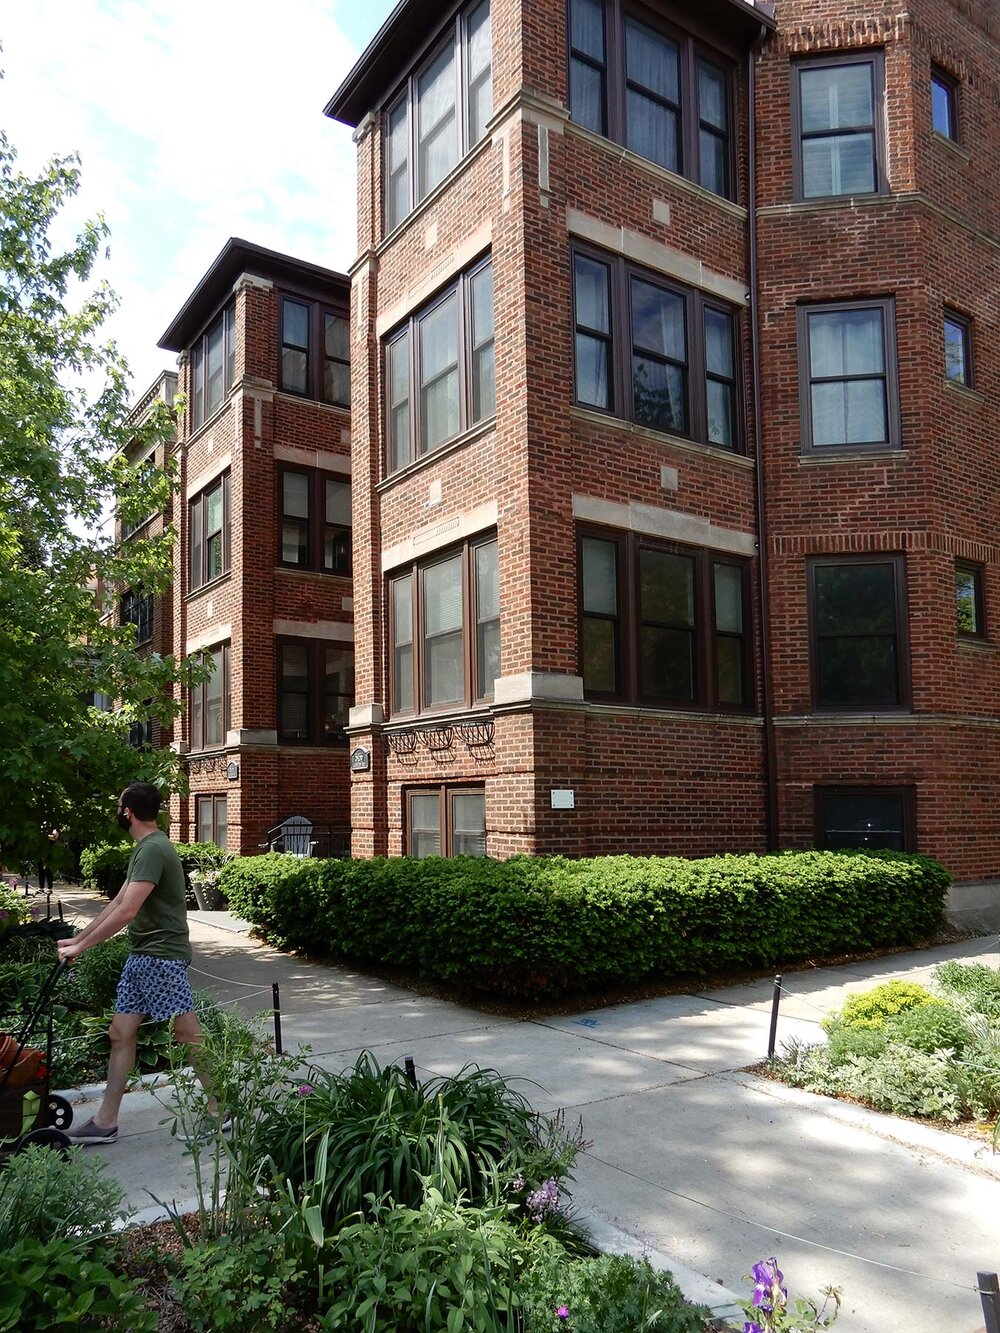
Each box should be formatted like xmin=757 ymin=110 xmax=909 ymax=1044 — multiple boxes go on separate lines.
xmin=69 ymin=880 xmax=129 ymax=948
xmin=58 ymin=880 xmax=156 ymax=962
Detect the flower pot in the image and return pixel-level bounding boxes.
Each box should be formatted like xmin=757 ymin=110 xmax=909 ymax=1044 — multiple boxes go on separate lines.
xmin=190 ymin=880 xmax=227 ymax=911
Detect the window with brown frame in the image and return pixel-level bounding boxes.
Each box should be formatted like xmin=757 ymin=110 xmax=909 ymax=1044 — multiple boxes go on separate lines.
xmin=797 ymin=299 xmax=900 ymax=453
xmin=815 ymin=786 xmax=915 ymax=853
xmin=190 ymin=644 xmax=231 ymax=751
xmin=568 ymin=0 xmax=734 ymax=200
xmin=196 ymin=794 xmax=229 ymax=849
xmin=931 ymin=65 xmax=959 ymax=141
xmin=406 ymin=786 xmax=486 ymax=857
xmin=190 ymin=304 xmax=236 ymax=430
xmin=579 ymin=528 xmax=751 ymax=710
xmin=384 ymin=0 xmax=492 ymax=232
xmin=808 ymin=556 xmax=909 ymax=711
xmin=385 ymin=256 xmax=494 ymax=473
xmin=956 ymin=562 xmax=985 ymax=639
xmin=277 ymin=639 xmax=355 ymax=745
xmin=389 ymin=536 xmax=499 ymax=718
xmin=792 ymin=52 xmax=887 ymax=201
xmin=944 ymin=310 xmax=972 ymax=388
xmin=280 ymin=297 xmax=351 ymax=407
xmin=573 ymin=247 xmax=740 ymax=450
xmin=189 ymin=471 xmax=232 ymax=592
xmin=278 ymin=468 xmax=352 ymax=575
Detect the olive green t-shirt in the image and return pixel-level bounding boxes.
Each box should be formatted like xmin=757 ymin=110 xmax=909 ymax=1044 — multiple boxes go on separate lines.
xmin=126 ymin=831 xmax=191 ymax=963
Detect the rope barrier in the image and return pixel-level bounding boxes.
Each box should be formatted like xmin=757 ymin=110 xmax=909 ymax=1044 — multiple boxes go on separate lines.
xmin=583 ymin=1150 xmax=987 ymax=1295
xmin=188 ymin=964 xmax=278 ymax=990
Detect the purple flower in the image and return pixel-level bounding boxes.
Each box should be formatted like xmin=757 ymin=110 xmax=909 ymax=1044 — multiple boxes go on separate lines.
xmin=296 ymin=1083 xmax=314 ymax=1097
xmin=556 ymin=1307 xmax=570 ymax=1320
xmin=526 ymin=1177 xmax=561 ymax=1223
xmin=750 ymin=1258 xmax=787 ymax=1316
xmin=743 ymin=1323 xmax=764 ymax=1333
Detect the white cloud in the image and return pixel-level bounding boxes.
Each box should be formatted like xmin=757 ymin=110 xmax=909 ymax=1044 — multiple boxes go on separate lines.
xmin=1 ymin=0 xmax=364 ymax=396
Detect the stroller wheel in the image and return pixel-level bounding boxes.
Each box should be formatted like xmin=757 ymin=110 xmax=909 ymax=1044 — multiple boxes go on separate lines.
xmin=18 ymin=1127 xmax=70 ymax=1154
xmin=47 ymin=1095 xmax=74 ymax=1130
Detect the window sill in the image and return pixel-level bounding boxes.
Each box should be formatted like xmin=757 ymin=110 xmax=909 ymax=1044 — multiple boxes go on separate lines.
xmin=185 ymin=393 xmax=236 ymax=447
xmin=798 ymin=447 xmax=905 ymax=465
xmin=383 ymin=703 xmax=494 ymax=731
xmin=274 ymin=564 xmax=353 ymax=580
xmin=276 ymin=740 xmax=349 ymax=750
xmin=570 ymin=405 xmax=753 ymax=469
xmin=377 ymin=137 xmax=494 ymax=253
xmin=931 ymin=130 xmax=971 ymax=163
xmin=943 ymin=379 xmax=984 ymax=405
xmin=581 ymin=700 xmax=762 ymax=725
xmin=273 ymin=389 xmax=351 ymax=417
xmin=186 ymin=572 xmax=232 ymax=602
xmin=957 ymin=635 xmax=995 ymax=652
xmin=563 ymin=121 xmax=748 ymax=221
xmin=757 ymin=194 xmax=897 ymax=220
xmin=377 ymin=417 xmax=496 ymax=493
xmin=773 ymin=712 xmax=915 ymax=726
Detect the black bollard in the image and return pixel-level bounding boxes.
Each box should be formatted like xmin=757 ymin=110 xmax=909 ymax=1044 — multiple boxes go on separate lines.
xmin=272 ymin=981 xmax=283 ymax=1055
xmin=979 ymin=1272 xmax=1000 ymax=1333
xmin=767 ymin=973 xmax=783 ymax=1059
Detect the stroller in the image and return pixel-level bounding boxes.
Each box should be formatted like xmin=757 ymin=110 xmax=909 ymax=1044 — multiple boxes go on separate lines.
xmin=0 ymin=959 xmax=74 ymax=1156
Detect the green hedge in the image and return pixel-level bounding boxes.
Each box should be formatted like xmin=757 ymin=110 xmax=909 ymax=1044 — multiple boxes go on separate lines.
xmin=220 ymin=849 xmax=950 ymax=1000
xmin=81 ymin=840 xmax=232 ymax=898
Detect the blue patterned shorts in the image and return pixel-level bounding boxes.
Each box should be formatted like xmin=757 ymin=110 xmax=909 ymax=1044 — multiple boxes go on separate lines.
xmin=116 ymin=955 xmax=195 ymax=1021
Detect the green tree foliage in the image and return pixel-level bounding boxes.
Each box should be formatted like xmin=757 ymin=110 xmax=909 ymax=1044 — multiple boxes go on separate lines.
xmin=0 ymin=131 xmax=202 ymax=860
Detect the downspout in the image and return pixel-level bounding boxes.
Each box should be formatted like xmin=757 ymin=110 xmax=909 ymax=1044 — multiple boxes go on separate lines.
xmin=748 ymin=24 xmax=779 ymax=851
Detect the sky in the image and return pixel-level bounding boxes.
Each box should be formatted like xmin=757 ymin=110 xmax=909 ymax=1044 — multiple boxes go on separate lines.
xmin=1 ymin=0 xmax=397 ymax=397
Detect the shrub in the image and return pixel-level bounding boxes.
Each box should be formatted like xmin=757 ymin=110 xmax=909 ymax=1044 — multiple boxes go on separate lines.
xmin=830 ymin=981 xmax=940 ymax=1033
xmin=835 ymin=1044 xmax=965 ymax=1121
xmin=520 ymin=1251 xmax=709 ymax=1333
xmin=0 ymin=1144 xmax=126 ymax=1248
xmin=933 ymin=962 xmax=1000 ymax=1019
xmin=0 ymin=1236 xmax=155 ymax=1331
xmin=0 ymin=882 xmax=32 ymax=933
xmin=175 ymin=1232 xmax=301 ymax=1333
xmin=219 ymin=852 xmax=306 ymax=925
xmin=69 ymin=934 xmax=131 ymax=1011
xmin=175 ymin=841 xmax=234 ymax=875
xmin=251 ymin=1052 xmax=583 ymax=1228
xmin=889 ymin=1003 xmax=971 ymax=1055
xmin=80 ymin=842 xmax=131 ymax=898
xmin=823 ymin=1022 xmax=888 ymax=1067
xmin=219 ymin=850 xmax=950 ymax=1000
xmin=318 ymin=1189 xmax=560 ymax=1332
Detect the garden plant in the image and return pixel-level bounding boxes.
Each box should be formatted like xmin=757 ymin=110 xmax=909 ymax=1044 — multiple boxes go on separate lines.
xmin=218 ymin=849 xmax=949 ymax=1001
xmin=769 ymin=962 xmax=1000 ymax=1127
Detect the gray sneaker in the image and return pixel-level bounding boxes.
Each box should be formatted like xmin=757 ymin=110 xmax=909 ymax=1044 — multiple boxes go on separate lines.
xmin=180 ymin=1114 xmax=233 ymax=1145
xmin=66 ymin=1117 xmax=118 ymax=1145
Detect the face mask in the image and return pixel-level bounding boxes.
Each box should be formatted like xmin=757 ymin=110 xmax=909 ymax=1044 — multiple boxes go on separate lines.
xmin=116 ymin=808 xmax=131 ymax=832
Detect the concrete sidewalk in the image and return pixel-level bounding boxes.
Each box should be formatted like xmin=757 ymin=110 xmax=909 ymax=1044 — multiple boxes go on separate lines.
xmin=54 ymin=886 xmax=1000 ymax=1333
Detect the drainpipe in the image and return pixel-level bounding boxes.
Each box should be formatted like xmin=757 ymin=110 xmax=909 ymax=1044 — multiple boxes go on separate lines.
xmin=748 ymin=24 xmax=779 ymax=851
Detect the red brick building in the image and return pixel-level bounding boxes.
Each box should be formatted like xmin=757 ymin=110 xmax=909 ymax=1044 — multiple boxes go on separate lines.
xmin=326 ymin=0 xmax=1000 ymax=925
xmin=151 ymin=240 xmax=355 ymax=855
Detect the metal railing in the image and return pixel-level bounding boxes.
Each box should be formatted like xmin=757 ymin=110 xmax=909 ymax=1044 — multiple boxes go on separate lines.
xmin=261 ymin=822 xmax=351 ymax=859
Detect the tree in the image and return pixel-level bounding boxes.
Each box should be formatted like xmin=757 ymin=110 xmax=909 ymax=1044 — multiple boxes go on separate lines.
xmin=0 ymin=131 xmax=201 ymax=866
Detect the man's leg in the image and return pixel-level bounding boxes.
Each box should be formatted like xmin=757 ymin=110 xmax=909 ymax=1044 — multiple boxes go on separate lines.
xmin=92 ymin=1011 xmax=144 ymax=1128
xmin=173 ymin=1009 xmax=221 ymax=1118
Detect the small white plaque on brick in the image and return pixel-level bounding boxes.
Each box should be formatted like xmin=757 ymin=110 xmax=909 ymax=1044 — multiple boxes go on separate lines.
xmin=550 ymin=789 xmax=575 ymax=810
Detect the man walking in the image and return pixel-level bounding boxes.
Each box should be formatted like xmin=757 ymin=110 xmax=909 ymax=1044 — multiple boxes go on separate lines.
xmin=57 ymin=782 xmax=225 ymax=1143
